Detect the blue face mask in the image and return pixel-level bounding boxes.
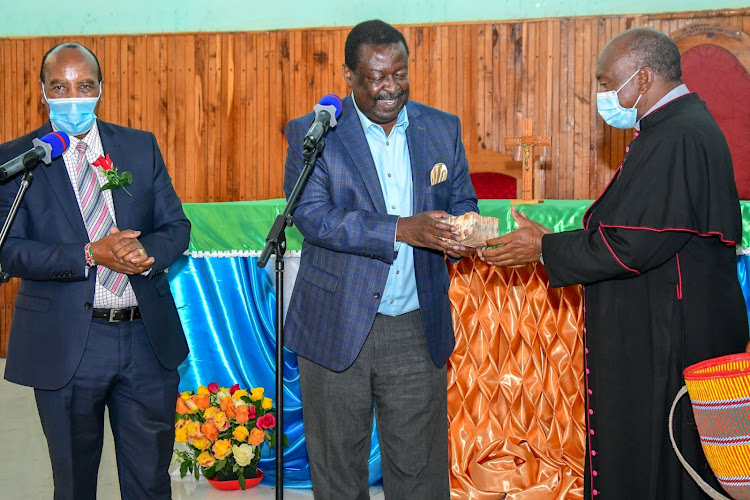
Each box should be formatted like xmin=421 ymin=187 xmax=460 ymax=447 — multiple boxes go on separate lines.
xmin=43 ymin=87 xmax=100 ymax=136
xmin=596 ymin=68 xmax=643 ymax=129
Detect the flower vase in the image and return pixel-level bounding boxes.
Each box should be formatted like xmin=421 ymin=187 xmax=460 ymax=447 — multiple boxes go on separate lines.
xmin=206 ymin=469 xmax=264 ymax=490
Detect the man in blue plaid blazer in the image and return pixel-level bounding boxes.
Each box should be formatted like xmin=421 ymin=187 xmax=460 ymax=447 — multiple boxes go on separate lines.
xmin=283 ymin=20 xmax=478 ymax=499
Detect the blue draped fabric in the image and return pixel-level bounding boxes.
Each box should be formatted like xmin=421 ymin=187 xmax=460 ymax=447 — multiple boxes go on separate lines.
xmin=168 ymin=255 xmax=383 ymax=488
xmin=166 ymin=249 xmax=750 ymax=488
xmin=737 ymin=255 xmax=750 ymax=320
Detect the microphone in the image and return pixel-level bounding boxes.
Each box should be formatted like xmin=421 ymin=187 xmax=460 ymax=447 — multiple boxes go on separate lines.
xmin=0 ymin=131 xmax=70 ymax=181
xmin=303 ymin=94 xmax=342 ymax=155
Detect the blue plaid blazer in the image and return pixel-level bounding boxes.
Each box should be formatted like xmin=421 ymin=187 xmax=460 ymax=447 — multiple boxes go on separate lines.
xmin=283 ymin=97 xmax=478 ymax=372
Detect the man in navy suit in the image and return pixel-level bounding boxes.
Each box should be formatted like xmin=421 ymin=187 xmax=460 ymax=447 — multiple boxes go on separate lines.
xmin=284 ymin=20 xmax=478 ymax=499
xmin=0 ymin=43 xmax=190 ymax=499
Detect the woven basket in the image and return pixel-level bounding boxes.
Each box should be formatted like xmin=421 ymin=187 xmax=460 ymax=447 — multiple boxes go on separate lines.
xmin=670 ymin=353 xmax=750 ymax=500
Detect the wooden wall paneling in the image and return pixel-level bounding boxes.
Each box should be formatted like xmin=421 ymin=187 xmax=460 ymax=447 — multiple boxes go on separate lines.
xmin=558 ymin=18 xmax=571 ymax=199
xmin=462 ymin=25 xmax=475 ymax=159
xmin=261 ymin=32 xmax=272 ymax=200
xmin=454 ymin=26 xmax=463 ymax=125
xmin=2 ymin=10 xmax=749 ymax=354
xmin=536 ymin=20 xmax=547 ymax=195
xmin=132 ymin=37 xmax=143 ymax=132
xmin=227 ymin=35 xmax=239 ymax=201
xmin=194 ymin=34 xmax=207 ymax=203
xmin=176 ymin=36 xmax=189 ymax=199
xmin=549 ymin=19 xmax=562 ymax=199
xmin=13 ymin=42 xmax=23 ymax=137
xmin=503 ymin=24 xmax=515 ymax=159
xmin=1 ymin=43 xmax=7 ymax=143
xmin=582 ymin=20 xmax=594 ymax=199
xmin=157 ymin=37 xmax=170 ymax=186
xmin=474 ymin=24 xmax=486 ymax=153
xmin=529 ymin=22 xmax=543 ymax=198
xmin=450 ymin=25 xmax=459 ymax=117
xmin=435 ymin=25 xmax=446 ymax=112
xmin=119 ymin=38 xmax=130 ymax=132
xmin=183 ymin=34 xmax=197 ymax=200
xmin=166 ymin=36 xmax=178 ymax=199
xmin=486 ymin=24 xmax=497 ymax=154
xmin=272 ymin=30 xmax=285 ymax=197
xmin=251 ymin=31 xmax=260 ymax=199
xmin=237 ymin=32 xmax=247 ymax=201
xmin=573 ymin=19 xmax=586 ymax=199
xmin=496 ymin=24 xmax=508 ymax=158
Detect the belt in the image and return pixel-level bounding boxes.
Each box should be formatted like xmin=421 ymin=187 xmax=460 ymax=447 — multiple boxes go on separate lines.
xmin=92 ymin=307 xmax=141 ymax=322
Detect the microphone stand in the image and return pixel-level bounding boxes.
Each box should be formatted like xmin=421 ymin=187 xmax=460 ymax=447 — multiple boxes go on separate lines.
xmin=0 ymin=169 xmax=35 ymax=284
xmin=257 ymin=137 xmax=326 ymax=500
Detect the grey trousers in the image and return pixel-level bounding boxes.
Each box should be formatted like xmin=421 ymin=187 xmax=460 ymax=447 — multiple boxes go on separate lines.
xmin=298 ymin=310 xmax=449 ymax=500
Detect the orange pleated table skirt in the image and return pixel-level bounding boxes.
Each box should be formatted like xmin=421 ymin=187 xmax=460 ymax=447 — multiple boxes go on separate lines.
xmin=448 ymin=257 xmax=585 ymax=499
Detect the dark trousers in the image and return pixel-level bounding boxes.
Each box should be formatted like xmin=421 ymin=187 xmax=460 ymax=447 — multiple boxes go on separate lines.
xmin=34 ymin=318 xmax=179 ymax=500
xmin=298 ymin=310 xmax=449 ymax=500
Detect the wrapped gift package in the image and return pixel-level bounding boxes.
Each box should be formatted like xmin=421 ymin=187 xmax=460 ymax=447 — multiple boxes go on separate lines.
xmin=444 ymin=211 xmax=499 ymax=247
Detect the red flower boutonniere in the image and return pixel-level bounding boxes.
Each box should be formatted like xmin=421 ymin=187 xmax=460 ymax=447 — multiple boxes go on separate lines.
xmin=92 ymin=154 xmax=132 ymax=196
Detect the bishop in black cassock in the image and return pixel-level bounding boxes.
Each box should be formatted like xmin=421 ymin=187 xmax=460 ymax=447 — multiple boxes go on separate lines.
xmin=479 ymin=27 xmax=748 ymax=499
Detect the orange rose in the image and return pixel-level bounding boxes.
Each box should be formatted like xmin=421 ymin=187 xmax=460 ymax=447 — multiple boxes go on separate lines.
xmin=235 ymin=405 xmax=250 ymax=424
xmin=193 ymin=394 xmax=210 ymax=410
xmin=176 ymin=397 xmax=193 ymax=415
xmin=248 ymin=427 xmax=265 ymax=446
xmin=220 ymin=396 xmax=236 ymax=419
xmin=233 ymin=425 xmax=249 ymax=442
xmin=201 ymin=421 xmax=219 ymax=442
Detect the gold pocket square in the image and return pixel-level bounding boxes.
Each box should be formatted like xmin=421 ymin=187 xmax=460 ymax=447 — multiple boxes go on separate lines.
xmin=430 ymin=163 xmax=448 ymax=185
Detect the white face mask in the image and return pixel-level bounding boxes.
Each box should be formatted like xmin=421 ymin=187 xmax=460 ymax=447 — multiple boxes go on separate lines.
xmin=43 ymin=86 xmax=101 ymax=136
xmin=596 ymin=68 xmax=643 ymax=129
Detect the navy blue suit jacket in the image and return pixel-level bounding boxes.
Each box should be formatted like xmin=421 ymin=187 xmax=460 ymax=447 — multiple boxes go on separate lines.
xmin=283 ymin=97 xmax=478 ymax=372
xmin=0 ymin=120 xmax=190 ymax=390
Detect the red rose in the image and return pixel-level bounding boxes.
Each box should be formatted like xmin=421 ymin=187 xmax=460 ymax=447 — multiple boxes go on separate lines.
xmin=92 ymin=153 xmax=114 ymax=171
xmin=207 ymin=382 xmax=219 ymax=394
xmin=256 ymin=413 xmax=276 ymax=430
xmin=229 ymin=383 xmax=240 ymax=395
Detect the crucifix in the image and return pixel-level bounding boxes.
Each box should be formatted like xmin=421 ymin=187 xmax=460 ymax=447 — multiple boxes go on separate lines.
xmin=504 ymin=118 xmax=550 ymax=203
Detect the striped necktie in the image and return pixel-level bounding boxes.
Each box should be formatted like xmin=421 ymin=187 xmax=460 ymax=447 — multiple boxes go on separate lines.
xmin=75 ymin=143 xmax=127 ymax=296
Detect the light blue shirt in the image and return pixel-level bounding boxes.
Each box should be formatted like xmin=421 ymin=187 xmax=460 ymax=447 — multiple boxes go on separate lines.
xmin=352 ymin=95 xmax=419 ymax=316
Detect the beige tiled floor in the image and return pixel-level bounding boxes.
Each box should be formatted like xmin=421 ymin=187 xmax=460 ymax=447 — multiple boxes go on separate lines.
xmin=0 ymin=357 xmax=384 ymax=499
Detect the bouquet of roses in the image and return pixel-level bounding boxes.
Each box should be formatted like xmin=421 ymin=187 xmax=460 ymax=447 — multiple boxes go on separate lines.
xmin=173 ymin=382 xmax=283 ymax=489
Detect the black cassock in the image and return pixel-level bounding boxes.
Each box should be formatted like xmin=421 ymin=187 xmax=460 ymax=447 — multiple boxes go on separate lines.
xmin=543 ymin=93 xmax=749 ymax=500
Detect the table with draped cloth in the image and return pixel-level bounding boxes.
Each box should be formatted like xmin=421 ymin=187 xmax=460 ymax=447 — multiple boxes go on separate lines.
xmin=170 ymin=199 xmax=750 ymax=498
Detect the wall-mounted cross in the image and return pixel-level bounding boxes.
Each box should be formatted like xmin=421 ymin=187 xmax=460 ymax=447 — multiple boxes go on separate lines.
xmin=504 ymin=118 xmax=550 ymax=201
